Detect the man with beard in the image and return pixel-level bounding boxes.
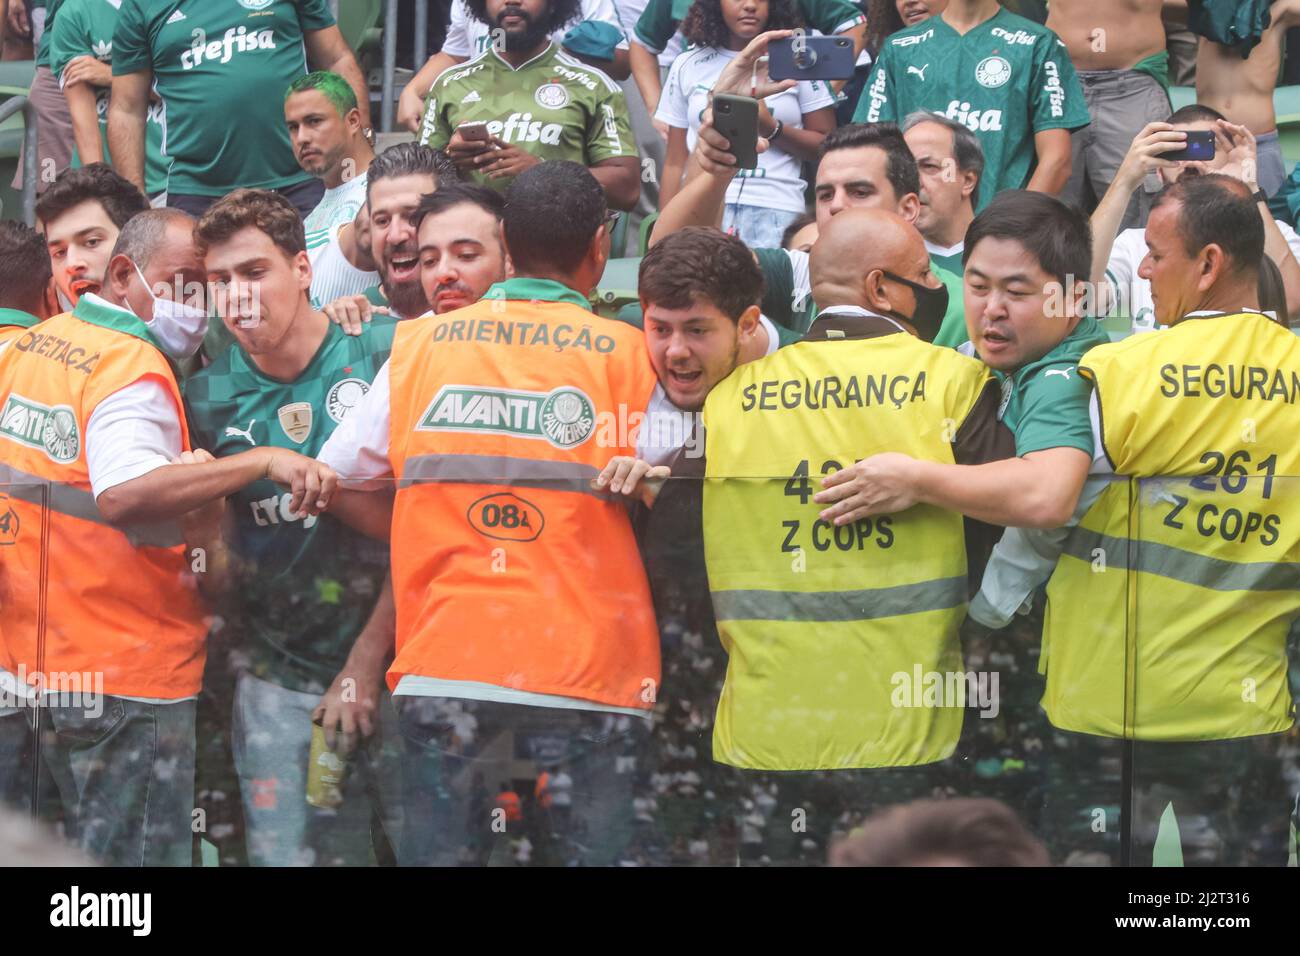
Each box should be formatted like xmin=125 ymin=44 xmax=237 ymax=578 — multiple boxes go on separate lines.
xmin=413 ymin=183 xmax=511 ymax=315
xmin=355 ymin=144 xmax=460 ymax=322
xmin=416 ymin=0 xmax=640 ymax=210
xmin=322 ymin=183 xmax=510 ymax=335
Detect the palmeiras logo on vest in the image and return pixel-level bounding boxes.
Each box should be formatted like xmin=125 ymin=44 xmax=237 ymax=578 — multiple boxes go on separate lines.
xmin=417 ymin=384 xmax=596 ymax=448
xmin=0 ymin=395 xmax=80 ymax=463
xmin=278 ymin=402 xmax=313 ymax=443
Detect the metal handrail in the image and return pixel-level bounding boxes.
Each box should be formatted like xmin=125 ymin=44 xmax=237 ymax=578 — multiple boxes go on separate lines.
xmin=382 ymin=0 xmax=399 ymax=133
xmin=0 ymin=95 xmax=38 ymax=226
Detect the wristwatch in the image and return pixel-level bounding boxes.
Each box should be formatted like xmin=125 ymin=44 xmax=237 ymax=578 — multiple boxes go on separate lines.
xmin=768 ymin=119 xmax=783 ymax=142
xmin=1252 ymin=187 xmax=1268 ymax=204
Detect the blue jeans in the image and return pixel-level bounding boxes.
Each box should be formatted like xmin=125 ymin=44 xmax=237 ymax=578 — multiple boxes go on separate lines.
xmin=722 ymin=204 xmax=802 ymax=249
xmin=394 ymin=696 xmax=649 ymax=866
xmin=33 ymin=695 xmax=197 ymax=866
xmin=231 ymin=672 xmax=402 ymax=866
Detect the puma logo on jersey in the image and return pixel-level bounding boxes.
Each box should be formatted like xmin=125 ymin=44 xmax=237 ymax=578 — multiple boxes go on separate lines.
xmin=907 ymin=64 xmax=929 ymax=81
xmin=180 ymin=27 xmax=276 ymax=71
xmin=225 ymin=419 xmax=256 ymax=445
xmin=1044 ymin=368 xmax=1073 ymax=380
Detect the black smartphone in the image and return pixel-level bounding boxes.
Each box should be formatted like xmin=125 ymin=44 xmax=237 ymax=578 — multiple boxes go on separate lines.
xmin=1163 ymin=129 xmax=1215 ymax=163
xmin=712 ymin=93 xmax=759 ymax=170
xmin=767 ymin=35 xmax=857 ymax=82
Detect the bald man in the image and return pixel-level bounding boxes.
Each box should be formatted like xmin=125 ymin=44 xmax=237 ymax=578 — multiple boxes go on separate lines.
xmin=658 ymin=208 xmax=1013 ymax=859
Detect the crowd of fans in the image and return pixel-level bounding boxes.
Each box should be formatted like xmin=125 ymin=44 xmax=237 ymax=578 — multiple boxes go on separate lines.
xmin=0 ymin=0 xmax=1298 ymax=869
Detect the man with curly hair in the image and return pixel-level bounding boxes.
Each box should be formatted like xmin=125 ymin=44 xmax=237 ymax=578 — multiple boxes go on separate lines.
xmin=417 ymin=0 xmax=641 ymax=210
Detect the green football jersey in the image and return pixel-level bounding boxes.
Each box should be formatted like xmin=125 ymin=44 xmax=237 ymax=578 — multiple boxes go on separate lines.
xmin=417 ymin=43 xmax=636 ymax=191
xmin=853 ymin=8 xmax=1089 ymax=209
xmin=49 ymin=0 xmax=168 ymax=196
xmin=34 ymin=0 xmax=65 ymax=68
xmin=113 ymin=0 xmax=335 ymax=196
xmin=183 ymin=317 xmax=396 ymax=694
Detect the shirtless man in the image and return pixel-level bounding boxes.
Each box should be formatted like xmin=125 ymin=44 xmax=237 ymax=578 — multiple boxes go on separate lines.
xmin=1048 ymin=0 xmax=1171 ymax=228
xmin=1196 ymin=0 xmax=1300 ymax=197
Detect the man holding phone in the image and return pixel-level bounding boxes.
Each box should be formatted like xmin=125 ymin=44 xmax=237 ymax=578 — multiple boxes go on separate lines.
xmin=417 ymin=0 xmax=640 ymax=210
xmin=1090 ymin=104 xmax=1300 ymax=332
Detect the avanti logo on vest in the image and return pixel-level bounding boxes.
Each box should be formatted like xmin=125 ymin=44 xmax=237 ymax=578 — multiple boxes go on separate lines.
xmin=417 ymin=385 xmax=597 ymax=448
xmin=0 ymin=394 xmax=81 ymax=463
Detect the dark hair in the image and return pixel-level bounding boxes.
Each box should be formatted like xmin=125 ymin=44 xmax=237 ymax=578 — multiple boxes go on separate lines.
xmin=194 ymin=188 xmax=306 ymax=259
xmin=36 ymin=163 xmax=148 ymax=232
xmin=504 ymin=161 xmax=605 ymax=274
xmin=819 ymin=123 xmax=920 ymax=200
xmin=963 ymin=190 xmax=1092 ymax=288
xmin=366 ymin=142 xmax=458 ymax=202
xmin=781 ymin=212 xmax=816 ymax=250
xmin=1151 ymin=174 xmax=1264 ymax=279
xmin=1258 ymin=254 xmax=1289 ymax=326
xmin=681 ymin=0 xmax=803 ymax=48
xmin=829 ymin=798 xmax=1050 ymax=867
xmin=639 ymin=227 xmax=765 ymax=321
xmin=412 ymin=182 xmax=506 ymax=231
xmin=109 ymin=208 xmax=195 ymax=269
xmin=902 ymin=110 xmax=985 ymax=202
xmin=0 ymin=220 xmax=53 ymax=315
xmin=1167 ymin=103 xmax=1227 ymax=125
xmin=866 ymin=0 xmax=907 ymax=54
xmin=464 ymin=0 xmax=583 ymax=36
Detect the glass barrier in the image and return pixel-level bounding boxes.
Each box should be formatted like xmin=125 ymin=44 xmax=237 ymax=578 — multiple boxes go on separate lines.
xmin=3 ymin=469 xmax=1297 ymax=867
xmin=1127 ymin=474 xmax=1300 ymax=868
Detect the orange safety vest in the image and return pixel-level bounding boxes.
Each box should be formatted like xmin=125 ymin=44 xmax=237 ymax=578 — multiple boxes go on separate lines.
xmin=385 ymin=278 xmax=660 ymax=710
xmin=0 ymin=298 xmax=208 ymax=699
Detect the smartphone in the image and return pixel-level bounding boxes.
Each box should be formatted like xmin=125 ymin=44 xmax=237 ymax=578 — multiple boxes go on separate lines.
xmin=1163 ymin=129 xmax=1215 ymax=163
xmin=457 ymin=120 xmax=491 ymax=143
xmin=712 ymin=94 xmax=759 ymax=170
xmin=768 ymin=35 xmax=857 ymax=82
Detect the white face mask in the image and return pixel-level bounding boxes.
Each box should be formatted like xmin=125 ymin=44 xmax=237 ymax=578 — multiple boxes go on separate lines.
xmin=132 ymin=261 xmax=209 ymax=360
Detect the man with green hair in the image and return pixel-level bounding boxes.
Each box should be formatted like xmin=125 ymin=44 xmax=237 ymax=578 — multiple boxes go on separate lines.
xmin=286 ymin=70 xmax=377 ymax=233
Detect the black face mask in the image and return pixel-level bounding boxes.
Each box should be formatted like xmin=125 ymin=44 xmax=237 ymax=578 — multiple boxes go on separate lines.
xmin=882 ymin=271 xmax=949 ymax=342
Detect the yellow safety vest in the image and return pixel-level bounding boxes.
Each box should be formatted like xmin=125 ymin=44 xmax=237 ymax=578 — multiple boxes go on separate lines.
xmin=1043 ymin=312 xmax=1300 ymax=740
xmin=702 ymin=332 xmax=994 ymax=770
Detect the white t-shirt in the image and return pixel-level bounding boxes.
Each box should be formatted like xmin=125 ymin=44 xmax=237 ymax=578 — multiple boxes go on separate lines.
xmin=1106 ymin=221 xmax=1300 ymax=332
xmin=441 ymin=0 xmax=629 ymax=60
xmin=656 ymin=46 xmax=834 ymax=214
xmin=307 ymin=221 xmax=381 ymax=309
xmin=303 ymin=171 xmax=368 ymax=234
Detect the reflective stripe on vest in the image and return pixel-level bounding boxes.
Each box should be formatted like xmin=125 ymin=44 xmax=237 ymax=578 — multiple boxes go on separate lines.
xmin=384 ymin=299 xmax=661 ymax=711
xmin=0 ymin=306 xmax=207 ymax=699
xmin=1043 ymin=313 xmax=1300 ymax=741
xmin=702 ymin=334 xmax=993 ymax=771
